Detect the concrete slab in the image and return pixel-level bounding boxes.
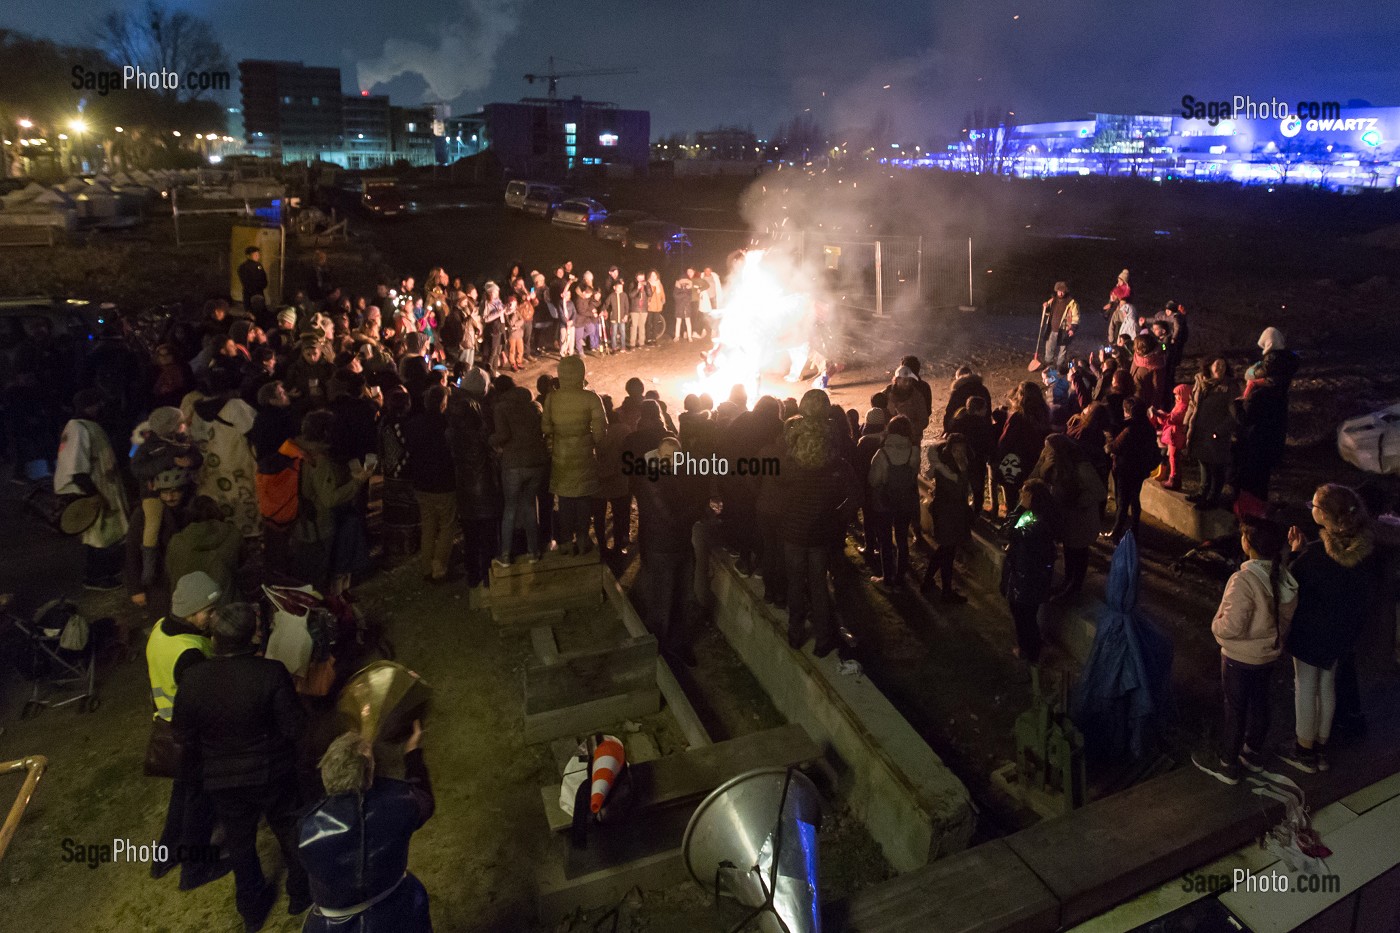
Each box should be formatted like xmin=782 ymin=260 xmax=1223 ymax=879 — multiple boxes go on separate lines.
xmin=708 ymin=551 xmax=975 ymax=872
xmin=1139 ymin=479 xmax=1235 ymax=540
xmin=490 ymin=550 xmax=603 ymax=624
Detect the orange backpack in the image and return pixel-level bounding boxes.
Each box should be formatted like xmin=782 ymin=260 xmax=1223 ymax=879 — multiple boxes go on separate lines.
xmin=256 ymin=439 xmax=304 ymax=527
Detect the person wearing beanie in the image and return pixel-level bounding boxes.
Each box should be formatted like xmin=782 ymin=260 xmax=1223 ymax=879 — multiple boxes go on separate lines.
xmin=863 ymin=407 xmax=888 ymax=435
xmin=887 ymin=366 xmax=930 ymax=448
xmin=131 ymin=407 xmax=204 ymax=592
xmin=145 ymin=570 xmax=219 ymax=886
xmin=1041 ymin=280 xmax=1080 ymax=371
xmin=942 ymin=365 xmax=992 ymax=435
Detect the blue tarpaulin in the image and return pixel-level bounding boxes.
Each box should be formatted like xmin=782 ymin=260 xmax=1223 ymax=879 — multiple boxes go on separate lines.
xmin=1071 ymin=531 xmax=1175 ymax=759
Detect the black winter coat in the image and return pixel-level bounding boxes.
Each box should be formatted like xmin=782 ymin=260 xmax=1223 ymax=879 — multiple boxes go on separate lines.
xmin=1000 ymin=510 xmax=1057 ymax=605
xmin=1232 ymin=381 xmax=1288 ymax=470
xmin=943 ymin=375 xmax=992 ymax=434
xmin=171 ymin=652 xmax=305 ymax=791
xmin=450 ymin=404 xmax=503 ymax=519
xmin=779 ymin=455 xmax=858 ymax=547
xmin=1286 ymin=539 xmax=1379 ymax=668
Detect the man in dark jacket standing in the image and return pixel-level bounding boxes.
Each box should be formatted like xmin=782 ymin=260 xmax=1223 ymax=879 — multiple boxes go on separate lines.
xmin=634 ymin=436 xmax=704 ymax=666
xmin=238 ymin=247 xmax=269 ymax=317
xmin=173 ymin=603 xmax=308 ymax=931
xmin=942 ymin=365 xmax=992 ymax=435
xmin=402 ymin=385 xmax=457 ymax=582
xmin=1107 ymin=398 xmax=1159 ymax=543
xmin=779 ymin=390 xmax=857 ymax=656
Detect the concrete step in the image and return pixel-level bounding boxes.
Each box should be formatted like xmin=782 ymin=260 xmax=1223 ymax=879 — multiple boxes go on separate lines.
xmin=1138 ymin=479 xmax=1236 ymax=541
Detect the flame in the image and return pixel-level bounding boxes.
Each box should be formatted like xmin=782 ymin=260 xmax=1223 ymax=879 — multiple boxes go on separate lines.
xmin=683 ymin=249 xmax=816 ymax=401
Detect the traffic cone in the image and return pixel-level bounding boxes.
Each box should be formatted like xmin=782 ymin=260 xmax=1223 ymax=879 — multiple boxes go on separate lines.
xmin=589 ymin=736 xmax=626 ymax=813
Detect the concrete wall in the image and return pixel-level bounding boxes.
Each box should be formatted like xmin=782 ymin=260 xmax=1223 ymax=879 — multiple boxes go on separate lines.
xmin=708 ymin=554 xmax=976 ymax=872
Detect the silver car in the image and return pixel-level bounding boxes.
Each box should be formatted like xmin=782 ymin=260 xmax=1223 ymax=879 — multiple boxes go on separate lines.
xmin=551 ymin=198 xmax=608 ymax=231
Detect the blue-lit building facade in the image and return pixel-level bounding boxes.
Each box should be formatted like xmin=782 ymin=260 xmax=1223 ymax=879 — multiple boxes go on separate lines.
xmin=921 ymin=106 xmax=1400 ymax=190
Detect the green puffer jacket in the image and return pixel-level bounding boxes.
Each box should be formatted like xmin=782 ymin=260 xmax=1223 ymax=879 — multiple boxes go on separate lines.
xmin=541 ymin=356 xmax=606 ymax=497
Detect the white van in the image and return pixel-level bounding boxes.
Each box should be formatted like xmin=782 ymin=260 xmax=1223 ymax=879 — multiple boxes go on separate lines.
xmin=504 ymin=180 xmax=531 ymax=210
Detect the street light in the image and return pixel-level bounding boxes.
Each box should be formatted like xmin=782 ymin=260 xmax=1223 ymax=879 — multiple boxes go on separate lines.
xmin=172 ymin=130 xmax=181 ymax=137
xmin=18 ymin=118 xmax=33 ymax=129
xmin=69 ymin=117 xmax=87 ymax=134
xmin=115 ymin=126 xmax=124 ymax=133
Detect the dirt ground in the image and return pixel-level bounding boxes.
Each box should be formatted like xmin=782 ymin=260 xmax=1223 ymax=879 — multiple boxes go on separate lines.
xmin=6 ymin=168 xmax=1400 ymax=927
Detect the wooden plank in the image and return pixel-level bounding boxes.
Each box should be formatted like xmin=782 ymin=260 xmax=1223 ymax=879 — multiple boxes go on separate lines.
xmin=835 ymin=839 xmax=1059 ymax=933
xmin=524 ymin=635 xmax=658 ymax=715
xmin=601 ymin=565 xmax=712 ymax=747
xmin=530 ymin=625 xmax=560 ymax=665
xmin=522 ymin=687 xmax=659 ymax=744
xmin=1005 ymin=767 xmax=1280 ymax=928
xmin=540 ymin=723 xmax=820 ymax=832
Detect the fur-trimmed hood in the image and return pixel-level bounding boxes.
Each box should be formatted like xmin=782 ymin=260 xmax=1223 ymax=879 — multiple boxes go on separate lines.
xmin=1320 ymin=527 xmax=1374 ymax=567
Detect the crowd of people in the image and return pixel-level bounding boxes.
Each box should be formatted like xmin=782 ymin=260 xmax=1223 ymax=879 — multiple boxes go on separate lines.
xmin=12 ymin=244 xmax=1398 ymax=930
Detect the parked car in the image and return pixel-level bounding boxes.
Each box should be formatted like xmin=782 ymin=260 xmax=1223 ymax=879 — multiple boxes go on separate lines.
xmin=505 ymin=179 xmax=561 ymax=210
xmin=552 ymin=198 xmax=608 ymax=231
xmin=362 ymin=181 xmax=407 ymax=218
xmin=625 ymin=220 xmax=692 ymax=254
xmin=522 ymin=185 xmax=565 ymax=219
xmin=595 ymin=210 xmax=649 ymax=243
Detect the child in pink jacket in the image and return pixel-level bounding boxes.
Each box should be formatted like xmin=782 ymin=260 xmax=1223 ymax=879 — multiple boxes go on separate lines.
xmin=1151 ymin=383 xmax=1190 ymax=490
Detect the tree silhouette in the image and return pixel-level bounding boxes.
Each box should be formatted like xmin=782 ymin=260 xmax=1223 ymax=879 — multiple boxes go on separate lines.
xmin=93 ymin=0 xmax=230 ymax=102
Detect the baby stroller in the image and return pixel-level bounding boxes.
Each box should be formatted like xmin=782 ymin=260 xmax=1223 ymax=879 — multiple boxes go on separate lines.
xmin=8 ymin=597 xmax=102 ymax=718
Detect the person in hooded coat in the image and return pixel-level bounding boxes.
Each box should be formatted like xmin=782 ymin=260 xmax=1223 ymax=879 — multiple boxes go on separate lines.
xmin=887 ymin=366 xmax=930 ymax=447
xmin=867 ymin=415 xmax=920 ymax=589
xmin=189 ymin=369 xmax=261 ymax=540
xmin=1185 ymin=359 xmax=1236 ymax=509
xmin=941 ymin=366 xmax=993 ymax=435
xmin=490 ymin=381 xmax=549 ymax=563
xmin=1279 ymin=484 xmax=1379 ymax=774
xmin=449 ymin=383 xmax=501 ymax=588
xmin=541 ymin=355 xmax=607 ymax=554
xmin=996 ymin=382 xmax=1051 ymax=517
xmin=1192 ymin=518 xmax=1297 ymax=785
xmin=778 ymin=390 xmax=857 ymax=656
xmin=1129 ymin=335 xmax=1168 ymax=411
xmin=921 ymin=434 xmax=974 ymax=602
xmin=1031 ymin=433 xmax=1107 ymax=598
xmin=165 ymin=495 xmax=242 ymax=601
xmin=1246 ymin=326 xmax=1299 ymax=390
xmin=1108 ymin=397 xmax=1159 ymax=543
xmin=1230 ymin=358 xmax=1289 ymax=501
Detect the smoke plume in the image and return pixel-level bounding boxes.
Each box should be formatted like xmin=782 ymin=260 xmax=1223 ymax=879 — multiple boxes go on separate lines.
xmin=356 ymin=0 xmax=522 ymax=101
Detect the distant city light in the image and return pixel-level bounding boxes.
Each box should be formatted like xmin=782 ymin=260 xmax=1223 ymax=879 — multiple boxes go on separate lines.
xmin=68 ymin=118 xmax=87 ymax=133
xmin=361 ymin=89 xmax=370 ymax=97
xmin=599 ymin=132 xmax=618 ymax=147
xmin=114 ymin=126 xmax=124 ymax=133
xmin=172 ymin=130 xmax=181 ymax=137
xmin=18 ymin=118 xmax=33 ymax=129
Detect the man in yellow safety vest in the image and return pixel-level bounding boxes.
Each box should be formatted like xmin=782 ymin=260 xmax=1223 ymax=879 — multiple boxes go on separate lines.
xmin=145 ymin=570 xmax=223 ymax=887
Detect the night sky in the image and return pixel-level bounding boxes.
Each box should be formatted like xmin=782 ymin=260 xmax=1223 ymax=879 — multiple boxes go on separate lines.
xmin=7 ymin=0 xmax=1400 ymax=138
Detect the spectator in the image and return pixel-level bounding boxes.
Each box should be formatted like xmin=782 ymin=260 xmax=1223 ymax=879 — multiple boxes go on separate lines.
xmin=541 ymin=356 xmax=607 ymax=555
xmin=450 ymin=369 xmax=501 ymax=589
xmin=942 ymin=364 xmax=991 ymax=435
xmin=402 ymin=386 xmax=458 ymax=583
xmin=1001 ymin=479 xmax=1057 ymax=665
xmin=491 ymin=380 xmax=550 ymax=565
xmin=288 ymin=410 xmax=371 ymax=594
xmin=778 ymin=390 xmax=857 ymax=656
xmin=593 ymin=401 xmax=635 ymax=557
xmin=190 ymin=371 xmax=261 ymax=539
xmin=1185 ymin=359 xmax=1236 ymax=510
xmin=951 ymin=396 xmax=997 ymax=515
xmin=1031 ymin=434 xmax=1107 ymax=599
xmin=1130 ymin=335 xmax=1168 ymax=410
xmin=54 ymin=389 xmax=130 ymax=590
xmin=1192 ymin=518 xmax=1297 ymax=785
xmin=867 ymin=414 xmax=920 ymax=589
xmin=1280 ymin=484 xmax=1379 ymax=773
xmin=887 ymin=366 xmax=930 ymax=446
xmin=1150 ymin=383 xmax=1191 ymax=491
xmin=131 ymin=407 xmax=203 ymax=596
xmin=1107 ymin=398 xmax=1159 ymax=543
xmin=634 ymin=436 xmax=704 ymax=666
xmin=298 ymin=726 xmax=434 ymax=932
xmin=165 ymin=496 xmax=241 ymax=601
xmin=922 ymin=434 xmax=974 ymax=603
xmin=996 ymin=382 xmax=1051 ymax=518
xmin=1231 ymin=357 xmax=1289 ymax=501
xmin=1040 ymin=281 xmax=1080 ymax=371
xmin=172 ymin=603 xmax=309 ymax=930
xmin=627 ymin=273 xmax=649 ymax=350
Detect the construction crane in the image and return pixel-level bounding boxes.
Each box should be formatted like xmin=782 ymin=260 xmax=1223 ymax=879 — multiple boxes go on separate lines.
xmin=524 ymin=56 xmax=638 ymax=101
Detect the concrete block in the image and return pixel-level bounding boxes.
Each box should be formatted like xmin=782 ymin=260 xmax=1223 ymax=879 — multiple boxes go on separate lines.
xmin=708 ymin=554 xmax=976 ymax=872
xmin=1139 ymin=480 xmax=1236 ymax=541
